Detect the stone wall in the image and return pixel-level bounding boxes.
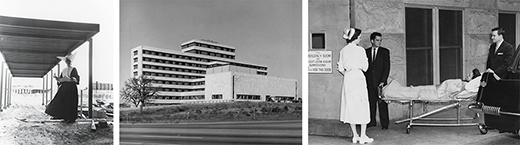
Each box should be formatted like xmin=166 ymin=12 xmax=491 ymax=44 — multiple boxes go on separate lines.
xmin=464 ymin=9 xmax=497 ymax=73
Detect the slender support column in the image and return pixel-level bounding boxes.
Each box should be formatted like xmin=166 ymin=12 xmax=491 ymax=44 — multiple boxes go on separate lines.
xmin=88 ymin=38 xmax=93 ymax=118
xmin=50 ymin=69 xmax=53 ymax=100
xmin=4 ymin=72 xmax=7 ymax=107
xmin=2 ymin=67 xmax=9 ymax=109
xmin=4 ymin=69 xmax=8 ymax=108
xmin=46 ymin=73 xmax=49 ymax=104
xmin=42 ymin=75 xmax=44 ymax=105
xmin=80 ymin=89 xmax=83 ymax=118
xmin=44 ymin=74 xmax=47 ymax=105
xmin=8 ymin=72 xmax=11 ymax=107
xmin=0 ymin=62 xmax=4 ymax=110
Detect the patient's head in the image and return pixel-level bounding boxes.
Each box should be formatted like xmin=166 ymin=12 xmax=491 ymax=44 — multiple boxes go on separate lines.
xmin=472 ymin=68 xmax=481 ymax=79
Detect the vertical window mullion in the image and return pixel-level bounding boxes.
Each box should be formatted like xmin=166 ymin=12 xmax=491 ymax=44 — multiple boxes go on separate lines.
xmin=433 ymin=7 xmax=440 ymax=85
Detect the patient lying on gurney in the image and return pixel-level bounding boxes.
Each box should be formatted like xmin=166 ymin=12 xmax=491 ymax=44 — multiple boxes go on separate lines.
xmin=382 ymin=69 xmax=481 ymax=100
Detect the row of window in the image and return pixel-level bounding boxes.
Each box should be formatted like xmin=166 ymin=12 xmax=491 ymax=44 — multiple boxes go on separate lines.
xmin=139 ymin=50 xmax=268 ymax=71
xmin=142 ymin=64 xmax=206 ymax=74
xmin=159 ymin=88 xmax=204 ymax=92
xmin=228 ymin=62 xmax=267 ymax=70
xmin=181 ymin=42 xmax=235 ymax=53
xmin=186 ymin=49 xmax=235 ymax=59
xmin=236 ymin=94 xmax=261 ymax=100
xmin=143 ymin=72 xmax=204 ymax=79
xmin=140 ymin=50 xmax=213 ymax=63
xmin=143 ymin=50 xmax=219 ymax=62
xmin=92 ymin=83 xmax=114 ymax=90
xmin=143 ymin=57 xmax=209 ymax=68
xmin=151 ymin=80 xmax=205 ymax=86
xmin=212 ymin=94 xmax=223 ymax=99
xmin=153 ymin=95 xmax=205 ymax=100
xmin=257 ymin=71 xmax=267 ymax=75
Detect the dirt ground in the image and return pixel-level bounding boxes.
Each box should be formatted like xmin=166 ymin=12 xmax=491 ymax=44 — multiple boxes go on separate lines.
xmin=0 ymin=94 xmax=113 ymax=144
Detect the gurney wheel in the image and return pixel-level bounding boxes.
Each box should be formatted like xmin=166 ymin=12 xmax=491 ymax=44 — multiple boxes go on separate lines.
xmin=406 ymin=125 xmax=411 ymax=134
xmin=478 ymin=125 xmax=487 ymax=134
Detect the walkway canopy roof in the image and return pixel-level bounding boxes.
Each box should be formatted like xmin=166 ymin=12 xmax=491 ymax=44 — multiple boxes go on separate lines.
xmin=0 ymin=15 xmax=99 ymax=78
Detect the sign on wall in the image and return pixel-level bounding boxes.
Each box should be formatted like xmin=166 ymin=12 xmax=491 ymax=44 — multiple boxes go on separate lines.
xmin=308 ymin=51 xmax=332 ymax=73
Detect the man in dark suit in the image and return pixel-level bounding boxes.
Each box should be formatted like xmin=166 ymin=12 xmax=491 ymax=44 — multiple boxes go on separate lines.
xmin=364 ymin=32 xmax=390 ymax=129
xmin=487 ymin=27 xmax=514 ymax=78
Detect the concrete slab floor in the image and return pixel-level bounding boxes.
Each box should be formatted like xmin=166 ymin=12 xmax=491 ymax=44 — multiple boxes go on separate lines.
xmin=309 ymin=121 xmax=520 ymax=145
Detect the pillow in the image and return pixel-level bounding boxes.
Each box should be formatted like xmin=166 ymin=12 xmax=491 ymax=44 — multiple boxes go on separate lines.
xmin=465 ymin=76 xmax=481 ymax=93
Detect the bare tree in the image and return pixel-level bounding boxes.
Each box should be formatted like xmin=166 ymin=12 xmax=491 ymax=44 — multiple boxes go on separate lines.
xmin=120 ymin=75 xmax=159 ymax=113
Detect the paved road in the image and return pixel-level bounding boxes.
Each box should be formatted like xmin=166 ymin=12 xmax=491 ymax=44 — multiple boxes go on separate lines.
xmin=120 ymin=120 xmax=302 ymax=145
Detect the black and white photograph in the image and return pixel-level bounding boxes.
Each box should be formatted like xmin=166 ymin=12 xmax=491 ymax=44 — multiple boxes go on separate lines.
xmin=308 ymin=0 xmax=520 ymax=144
xmin=0 ymin=0 xmax=115 ymax=144
xmin=119 ymin=0 xmax=302 ymax=144
xmin=2 ymin=0 xmax=520 ymax=144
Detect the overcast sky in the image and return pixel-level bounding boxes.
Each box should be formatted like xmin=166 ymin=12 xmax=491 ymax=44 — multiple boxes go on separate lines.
xmin=120 ymin=0 xmax=303 ymax=97
xmin=0 ymin=0 xmax=115 ymax=89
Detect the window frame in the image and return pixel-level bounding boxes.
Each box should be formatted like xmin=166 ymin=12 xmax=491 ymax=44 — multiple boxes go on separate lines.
xmin=309 ymin=31 xmax=326 ymax=49
xmin=499 ymin=11 xmax=518 ymax=48
xmin=404 ymin=5 xmax=465 ymax=85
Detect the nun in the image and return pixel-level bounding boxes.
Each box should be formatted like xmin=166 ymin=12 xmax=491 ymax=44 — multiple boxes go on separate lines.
xmin=45 ymin=52 xmax=80 ymax=123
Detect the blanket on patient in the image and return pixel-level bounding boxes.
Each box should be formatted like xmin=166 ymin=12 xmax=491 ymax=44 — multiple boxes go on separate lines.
xmin=381 ymin=76 xmax=481 ymax=100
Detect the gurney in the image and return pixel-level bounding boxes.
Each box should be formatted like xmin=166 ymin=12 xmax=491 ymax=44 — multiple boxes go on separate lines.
xmin=380 ymin=78 xmax=481 ymax=134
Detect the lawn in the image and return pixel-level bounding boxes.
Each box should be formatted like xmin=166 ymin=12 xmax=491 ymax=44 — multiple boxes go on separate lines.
xmin=120 ymin=101 xmax=302 ymax=123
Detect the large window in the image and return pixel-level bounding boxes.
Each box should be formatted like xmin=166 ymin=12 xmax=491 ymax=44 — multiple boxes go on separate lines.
xmin=499 ymin=13 xmax=516 ymax=48
xmin=406 ymin=7 xmax=463 ymax=86
xmin=406 ymin=7 xmax=433 ymax=86
xmin=439 ymin=10 xmax=463 ymax=82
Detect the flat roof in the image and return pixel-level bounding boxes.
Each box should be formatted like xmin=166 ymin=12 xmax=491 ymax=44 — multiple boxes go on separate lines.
xmin=135 ymin=45 xmax=268 ymax=69
xmin=181 ymin=39 xmax=236 ymax=50
xmin=0 ymin=15 xmax=99 ymax=77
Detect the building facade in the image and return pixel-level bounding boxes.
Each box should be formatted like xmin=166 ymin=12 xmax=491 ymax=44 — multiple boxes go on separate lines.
xmin=131 ymin=39 xmax=296 ymax=104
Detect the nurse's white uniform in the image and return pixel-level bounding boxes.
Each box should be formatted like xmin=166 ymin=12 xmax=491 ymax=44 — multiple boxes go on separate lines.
xmin=337 ymin=43 xmax=370 ymax=124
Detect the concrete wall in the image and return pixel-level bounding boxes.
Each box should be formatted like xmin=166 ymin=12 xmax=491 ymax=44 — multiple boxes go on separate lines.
xmin=207 ymin=65 xmax=261 ymax=75
xmin=205 ymin=71 xmax=296 ymax=101
xmin=308 ymin=0 xmax=350 ymax=120
xmin=309 ymin=0 xmax=520 ymax=136
xmin=204 ymin=72 xmax=233 ymax=100
xmin=233 ymin=72 xmax=297 ymax=101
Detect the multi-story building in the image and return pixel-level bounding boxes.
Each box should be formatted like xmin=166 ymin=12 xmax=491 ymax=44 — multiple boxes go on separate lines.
xmin=131 ymin=39 xmax=297 ymax=105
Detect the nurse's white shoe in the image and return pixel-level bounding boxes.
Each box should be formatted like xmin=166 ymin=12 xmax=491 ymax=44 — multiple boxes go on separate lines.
xmin=359 ymin=135 xmax=374 ymax=144
xmin=352 ymin=135 xmax=360 ymax=143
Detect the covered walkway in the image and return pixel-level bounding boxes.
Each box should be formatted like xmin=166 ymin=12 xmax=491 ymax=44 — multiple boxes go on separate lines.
xmin=0 ymin=15 xmax=98 ymax=117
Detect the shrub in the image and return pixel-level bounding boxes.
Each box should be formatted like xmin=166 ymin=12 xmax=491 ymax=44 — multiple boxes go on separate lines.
xmin=261 ymin=107 xmax=269 ymax=113
xmin=272 ymin=107 xmax=281 ymax=113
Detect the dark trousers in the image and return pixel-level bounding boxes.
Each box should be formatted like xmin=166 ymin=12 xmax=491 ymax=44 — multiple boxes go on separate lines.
xmin=368 ymin=87 xmax=389 ymax=127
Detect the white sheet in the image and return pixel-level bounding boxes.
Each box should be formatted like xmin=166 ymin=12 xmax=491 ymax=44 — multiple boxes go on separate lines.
xmin=382 ymin=78 xmax=478 ymax=100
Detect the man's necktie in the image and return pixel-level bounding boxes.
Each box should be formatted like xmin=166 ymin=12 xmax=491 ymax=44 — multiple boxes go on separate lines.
xmin=372 ymin=48 xmax=377 ymax=62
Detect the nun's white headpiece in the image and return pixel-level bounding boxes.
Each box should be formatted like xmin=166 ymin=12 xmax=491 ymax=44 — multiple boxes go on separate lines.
xmin=57 ymin=52 xmax=77 ymax=62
